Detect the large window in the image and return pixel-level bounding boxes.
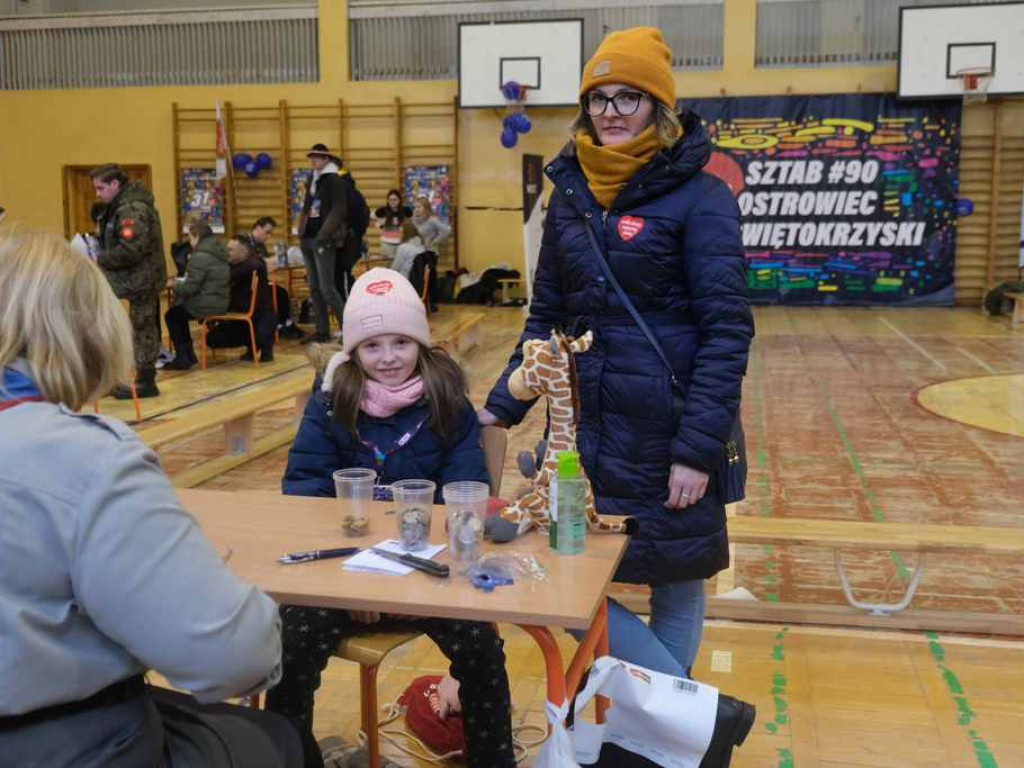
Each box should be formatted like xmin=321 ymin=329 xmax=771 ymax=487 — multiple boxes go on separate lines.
xmin=755 ymin=0 xmax=1019 ymax=68
xmin=349 ymin=0 xmax=724 ymax=81
xmin=0 ymin=6 xmax=318 ymax=90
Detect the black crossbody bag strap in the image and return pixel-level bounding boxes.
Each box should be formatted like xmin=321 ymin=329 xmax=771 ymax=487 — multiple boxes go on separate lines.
xmin=581 ymin=215 xmax=748 ymax=503
xmin=581 ymin=218 xmax=681 ymax=393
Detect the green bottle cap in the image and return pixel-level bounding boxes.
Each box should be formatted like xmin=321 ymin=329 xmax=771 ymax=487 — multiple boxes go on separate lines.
xmin=556 ymin=450 xmax=580 ymax=479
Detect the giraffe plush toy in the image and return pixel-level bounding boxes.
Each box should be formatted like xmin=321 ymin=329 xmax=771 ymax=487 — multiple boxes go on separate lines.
xmin=502 ymin=329 xmax=634 ymax=536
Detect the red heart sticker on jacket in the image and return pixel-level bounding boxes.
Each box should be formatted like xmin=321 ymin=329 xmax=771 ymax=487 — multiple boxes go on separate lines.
xmin=366 ymin=280 xmax=393 ymax=296
xmin=618 ymin=216 xmax=645 ymax=241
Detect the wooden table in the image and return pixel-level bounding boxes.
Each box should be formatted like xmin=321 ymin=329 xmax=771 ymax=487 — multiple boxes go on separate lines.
xmin=179 ymin=488 xmax=630 ymax=710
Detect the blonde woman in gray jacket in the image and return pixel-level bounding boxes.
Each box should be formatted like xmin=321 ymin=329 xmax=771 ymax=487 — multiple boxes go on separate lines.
xmin=0 ymin=232 xmax=302 ymax=767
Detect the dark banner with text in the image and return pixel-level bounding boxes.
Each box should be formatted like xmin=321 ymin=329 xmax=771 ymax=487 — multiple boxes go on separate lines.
xmin=679 ymin=94 xmax=962 ymax=306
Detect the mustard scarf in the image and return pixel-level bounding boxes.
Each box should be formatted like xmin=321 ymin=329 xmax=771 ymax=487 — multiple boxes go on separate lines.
xmin=574 ymin=125 xmax=661 ymax=209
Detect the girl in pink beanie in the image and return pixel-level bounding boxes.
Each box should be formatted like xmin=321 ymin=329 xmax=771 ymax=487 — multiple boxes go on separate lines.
xmin=268 ymin=269 xmax=516 ymax=768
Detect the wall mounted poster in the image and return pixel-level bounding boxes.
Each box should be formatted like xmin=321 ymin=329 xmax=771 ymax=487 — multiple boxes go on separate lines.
xmin=680 ymin=94 xmax=962 ymax=305
xmin=179 ymin=168 xmax=224 ymax=233
xmin=404 ymin=165 xmax=451 ymax=225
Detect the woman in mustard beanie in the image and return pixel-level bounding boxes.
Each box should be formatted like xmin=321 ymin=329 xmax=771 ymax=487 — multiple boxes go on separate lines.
xmin=483 ymin=23 xmax=755 ymax=724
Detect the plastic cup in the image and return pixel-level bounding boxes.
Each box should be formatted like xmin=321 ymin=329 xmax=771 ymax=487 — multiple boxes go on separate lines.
xmin=391 ymin=479 xmax=436 ymax=551
xmin=443 ymin=481 xmax=489 ymax=565
xmin=333 ymin=468 xmax=376 ymax=537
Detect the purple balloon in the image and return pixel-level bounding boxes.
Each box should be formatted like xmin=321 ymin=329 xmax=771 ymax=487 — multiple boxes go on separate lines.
xmin=256 ymin=152 xmax=273 ymax=170
xmin=233 ymin=153 xmax=252 ymax=170
xmin=244 ymin=161 xmax=260 ymax=178
xmin=514 ymin=113 xmax=532 ymax=134
xmin=500 ymin=128 xmax=518 ymax=149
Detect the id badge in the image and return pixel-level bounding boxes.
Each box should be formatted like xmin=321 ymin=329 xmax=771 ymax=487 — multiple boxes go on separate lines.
xmin=310 ymin=199 xmax=322 ymax=219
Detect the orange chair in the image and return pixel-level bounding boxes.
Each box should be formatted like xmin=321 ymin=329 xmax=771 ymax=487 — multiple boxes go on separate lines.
xmin=196 ymin=272 xmax=260 ymax=370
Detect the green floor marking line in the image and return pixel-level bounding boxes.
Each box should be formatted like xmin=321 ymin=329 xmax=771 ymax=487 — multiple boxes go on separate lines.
xmin=765 ymin=628 xmax=794 ymax=766
xmin=925 ymin=631 xmax=1000 ymax=768
xmin=817 ymin=381 xmax=913 ymax=583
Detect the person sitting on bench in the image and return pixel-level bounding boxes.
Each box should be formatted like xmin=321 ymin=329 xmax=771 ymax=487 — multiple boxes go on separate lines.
xmin=205 ymin=236 xmax=277 ymax=363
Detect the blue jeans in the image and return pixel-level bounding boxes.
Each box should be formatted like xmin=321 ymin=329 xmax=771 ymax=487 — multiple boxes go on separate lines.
xmin=571 ymin=579 xmax=706 ymax=678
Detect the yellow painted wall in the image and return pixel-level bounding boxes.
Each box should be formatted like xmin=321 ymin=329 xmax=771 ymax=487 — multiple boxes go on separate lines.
xmin=0 ymin=0 xmax=898 ymax=273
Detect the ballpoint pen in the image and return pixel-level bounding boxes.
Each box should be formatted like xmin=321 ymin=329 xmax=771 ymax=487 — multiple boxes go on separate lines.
xmin=278 ymin=546 xmax=361 ymax=564
xmin=369 ymin=547 xmax=450 ymax=578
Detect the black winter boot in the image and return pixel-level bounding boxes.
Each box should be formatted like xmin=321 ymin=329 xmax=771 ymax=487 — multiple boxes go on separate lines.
xmin=133 ymin=368 xmax=160 ymax=398
xmin=164 ymin=343 xmax=195 ymax=371
xmin=589 ymin=692 xmax=755 ymax=767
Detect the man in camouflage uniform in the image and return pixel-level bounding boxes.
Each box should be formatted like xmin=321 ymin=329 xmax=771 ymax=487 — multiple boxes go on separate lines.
xmin=91 ymin=164 xmax=167 ymax=398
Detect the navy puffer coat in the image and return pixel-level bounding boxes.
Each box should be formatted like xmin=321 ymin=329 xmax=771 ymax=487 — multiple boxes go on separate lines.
xmin=284 ymin=382 xmax=489 ymax=500
xmin=485 ymin=111 xmax=754 ymax=585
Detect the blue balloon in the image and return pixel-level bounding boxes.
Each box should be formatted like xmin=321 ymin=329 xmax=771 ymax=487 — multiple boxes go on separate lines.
xmin=954 ymin=197 xmax=975 ymax=217
xmin=500 ymin=128 xmax=518 ymax=149
xmin=503 ymin=114 xmax=516 ymax=130
xmin=256 ymin=152 xmax=273 ymax=170
xmin=514 ymin=113 xmax=532 ymax=134
xmin=501 ymin=80 xmax=522 ymax=102
xmin=244 ymin=161 xmax=260 ymax=178
xmin=233 ymin=152 xmax=252 ymax=170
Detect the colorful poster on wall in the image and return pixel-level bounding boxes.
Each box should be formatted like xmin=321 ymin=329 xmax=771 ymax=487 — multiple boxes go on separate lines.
xmin=290 ymin=169 xmax=311 ymax=236
xmin=179 ymin=168 xmax=224 ymax=233
xmin=404 ymin=165 xmax=451 ymax=225
xmin=679 ymin=94 xmax=962 ymax=305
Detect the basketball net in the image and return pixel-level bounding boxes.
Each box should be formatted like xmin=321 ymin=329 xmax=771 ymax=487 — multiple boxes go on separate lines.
xmin=957 ymin=67 xmax=992 ymax=105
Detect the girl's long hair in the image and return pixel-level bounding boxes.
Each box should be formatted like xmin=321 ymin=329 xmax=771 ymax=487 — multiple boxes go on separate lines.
xmin=331 ymin=343 xmax=468 ymax=443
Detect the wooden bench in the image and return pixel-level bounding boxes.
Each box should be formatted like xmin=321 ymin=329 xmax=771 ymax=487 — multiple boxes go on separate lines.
xmin=433 ymin=311 xmax=485 ymax=354
xmin=613 ymin=515 xmax=1024 ymax=636
xmin=1002 ymin=291 xmax=1024 ymax=325
xmin=136 ymin=371 xmax=313 ymax=488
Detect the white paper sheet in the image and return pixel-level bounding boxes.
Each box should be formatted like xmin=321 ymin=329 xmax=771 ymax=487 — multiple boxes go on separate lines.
xmin=342 ymin=539 xmax=446 ymax=576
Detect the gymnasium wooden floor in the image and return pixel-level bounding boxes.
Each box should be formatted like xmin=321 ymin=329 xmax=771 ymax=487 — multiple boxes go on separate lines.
xmin=114 ymin=305 xmax=1024 ymax=768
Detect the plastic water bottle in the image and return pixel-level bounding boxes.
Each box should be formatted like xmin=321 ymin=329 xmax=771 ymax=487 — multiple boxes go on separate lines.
xmin=549 ymin=450 xmax=586 ymax=554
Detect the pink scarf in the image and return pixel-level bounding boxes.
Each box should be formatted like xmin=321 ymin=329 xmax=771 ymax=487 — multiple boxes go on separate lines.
xmin=361 ymin=376 xmax=424 ymax=419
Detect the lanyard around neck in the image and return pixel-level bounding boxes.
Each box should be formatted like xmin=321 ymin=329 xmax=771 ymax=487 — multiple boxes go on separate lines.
xmin=357 ymin=417 xmax=428 ymax=481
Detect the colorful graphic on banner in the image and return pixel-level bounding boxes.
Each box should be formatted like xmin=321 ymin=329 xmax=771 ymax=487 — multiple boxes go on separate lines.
xmin=680 ymin=95 xmax=962 ymax=305
xmin=290 ymin=169 xmax=311 ymax=235
xmin=179 ymin=168 xmax=224 ymax=233
xmin=404 ymin=165 xmax=451 ymax=225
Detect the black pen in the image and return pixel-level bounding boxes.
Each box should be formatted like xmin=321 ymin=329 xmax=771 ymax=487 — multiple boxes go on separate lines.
xmin=278 ymin=546 xmax=360 ymax=564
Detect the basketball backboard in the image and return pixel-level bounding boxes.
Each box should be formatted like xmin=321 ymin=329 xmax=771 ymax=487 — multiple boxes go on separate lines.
xmin=458 ymin=19 xmax=584 ymax=109
xmin=898 ymin=2 xmax=1024 ymax=99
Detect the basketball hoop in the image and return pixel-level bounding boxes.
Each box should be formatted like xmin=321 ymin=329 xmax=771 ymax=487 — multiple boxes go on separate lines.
xmin=499 ymin=81 xmax=532 ymax=149
xmin=956 ymin=66 xmax=993 ymax=104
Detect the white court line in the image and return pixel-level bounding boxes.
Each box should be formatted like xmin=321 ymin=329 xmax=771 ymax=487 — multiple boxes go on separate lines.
xmin=957 ymin=346 xmax=998 ymax=375
xmin=879 ymin=317 xmax=949 ymax=374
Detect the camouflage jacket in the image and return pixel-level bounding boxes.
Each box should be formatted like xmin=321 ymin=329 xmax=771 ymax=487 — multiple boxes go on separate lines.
xmin=96 ymin=182 xmax=167 ymax=299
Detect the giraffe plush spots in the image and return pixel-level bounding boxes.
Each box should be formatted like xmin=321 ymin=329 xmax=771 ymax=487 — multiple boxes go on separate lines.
xmin=502 ymin=329 xmax=634 ymax=536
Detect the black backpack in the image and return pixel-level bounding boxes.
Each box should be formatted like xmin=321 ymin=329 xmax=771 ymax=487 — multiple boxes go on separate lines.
xmin=345 ymin=176 xmax=371 ymax=239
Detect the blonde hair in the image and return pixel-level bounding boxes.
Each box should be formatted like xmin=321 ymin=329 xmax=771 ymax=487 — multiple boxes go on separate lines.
xmin=413 ymin=196 xmax=433 ymax=215
xmin=570 ymin=100 xmax=683 ymax=149
xmin=0 ymin=230 xmax=133 ymax=410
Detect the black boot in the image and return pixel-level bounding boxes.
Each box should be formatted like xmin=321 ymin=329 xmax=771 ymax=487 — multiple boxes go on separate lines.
xmin=699 ymin=694 xmax=756 ymax=768
xmin=591 ymin=692 xmax=755 ymax=767
xmin=259 ymin=348 xmax=274 ymax=363
xmin=133 ymin=368 xmax=160 ymax=398
xmin=114 ymin=369 xmax=160 ymax=399
xmin=164 ymin=343 xmax=195 ymax=371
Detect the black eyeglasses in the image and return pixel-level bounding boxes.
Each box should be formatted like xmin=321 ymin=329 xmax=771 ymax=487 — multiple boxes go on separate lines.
xmin=584 ymin=90 xmax=647 ymax=117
